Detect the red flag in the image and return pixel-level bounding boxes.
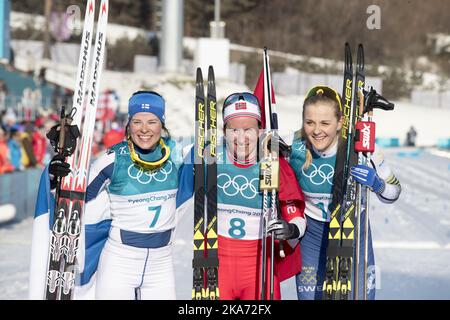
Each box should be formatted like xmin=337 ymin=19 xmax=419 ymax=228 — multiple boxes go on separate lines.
xmin=253 ymin=69 xmax=276 ymax=130
xmin=253 ymin=68 xmax=306 ymax=281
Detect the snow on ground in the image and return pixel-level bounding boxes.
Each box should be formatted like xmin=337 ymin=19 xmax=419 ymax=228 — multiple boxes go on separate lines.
xmin=0 ymin=218 xmax=33 ymax=300
xmin=1 ymin=147 xmax=450 ymax=300
xmin=369 ymin=147 xmax=450 ymax=299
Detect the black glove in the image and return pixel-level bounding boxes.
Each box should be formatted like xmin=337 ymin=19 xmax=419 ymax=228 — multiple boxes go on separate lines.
xmin=46 ymin=122 xmax=81 ymax=157
xmin=49 ymin=154 xmax=71 ymax=189
xmin=260 ymin=132 xmax=291 ymax=156
xmin=266 ymin=219 xmax=300 ymax=240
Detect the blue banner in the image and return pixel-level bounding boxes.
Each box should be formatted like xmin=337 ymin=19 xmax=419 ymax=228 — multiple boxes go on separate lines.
xmin=0 ymin=0 xmax=11 ymax=61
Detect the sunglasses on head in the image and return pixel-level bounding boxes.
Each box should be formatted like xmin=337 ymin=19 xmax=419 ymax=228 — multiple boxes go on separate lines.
xmin=223 ymin=92 xmax=260 ymax=108
xmin=305 ymin=85 xmax=342 ymax=112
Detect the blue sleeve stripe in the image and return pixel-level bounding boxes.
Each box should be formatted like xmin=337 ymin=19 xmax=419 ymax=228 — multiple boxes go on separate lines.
xmin=86 ymin=162 xmax=114 ymax=202
xmin=34 ymin=168 xmax=50 ymax=218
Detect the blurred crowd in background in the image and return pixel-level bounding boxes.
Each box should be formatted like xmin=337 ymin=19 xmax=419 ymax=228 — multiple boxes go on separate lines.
xmin=0 ymin=77 xmax=126 ymax=175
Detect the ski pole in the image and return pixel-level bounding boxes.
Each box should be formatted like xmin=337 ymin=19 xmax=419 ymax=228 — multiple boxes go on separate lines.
xmin=354 ymin=90 xmax=365 ymax=300
xmin=260 ymin=190 xmax=268 ymax=300
xmin=54 ymin=105 xmax=67 ymax=200
xmin=260 ymin=133 xmax=271 ymax=300
xmin=362 ymin=107 xmax=374 ymax=300
xmin=263 ymin=47 xmax=285 ymax=256
xmin=355 ymin=87 xmax=394 ymax=299
xmin=260 ymin=132 xmax=281 ymax=300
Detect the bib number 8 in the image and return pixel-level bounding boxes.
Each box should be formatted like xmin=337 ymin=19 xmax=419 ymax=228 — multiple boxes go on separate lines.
xmin=228 ymin=218 xmax=246 ymax=239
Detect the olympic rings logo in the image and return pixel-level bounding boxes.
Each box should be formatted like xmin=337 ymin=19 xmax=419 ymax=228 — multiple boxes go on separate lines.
xmin=217 ymin=174 xmax=259 ymax=199
xmin=127 ymin=161 xmax=173 ymax=184
xmin=302 ymin=163 xmax=334 ymax=186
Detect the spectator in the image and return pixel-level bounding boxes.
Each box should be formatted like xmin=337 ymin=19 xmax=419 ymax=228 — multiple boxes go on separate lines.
xmin=0 ymin=79 xmax=9 ymax=95
xmin=102 ymin=122 xmax=125 ymax=149
xmin=26 ymin=50 xmax=34 ymax=75
xmin=32 ymin=118 xmax=47 ymax=167
xmin=21 ymin=121 xmax=38 ymax=168
xmin=0 ymin=127 xmax=14 ymax=174
xmin=2 ymin=109 xmax=17 ymax=132
xmin=8 ymin=126 xmax=23 ymax=171
xmin=406 ymin=126 xmax=417 ymax=147
xmin=42 ymin=118 xmax=58 ymax=165
xmin=0 ymin=110 xmax=5 ymax=129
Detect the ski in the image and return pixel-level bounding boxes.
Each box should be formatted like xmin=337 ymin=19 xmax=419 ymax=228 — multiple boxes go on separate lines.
xmin=45 ymin=0 xmax=109 ymax=300
xmin=204 ymin=66 xmax=219 ymax=300
xmin=45 ymin=0 xmax=96 ymax=300
xmin=192 ymin=67 xmax=206 ymax=300
xmin=323 ymin=42 xmax=358 ymax=300
xmin=192 ymin=66 xmax=219 ymax=300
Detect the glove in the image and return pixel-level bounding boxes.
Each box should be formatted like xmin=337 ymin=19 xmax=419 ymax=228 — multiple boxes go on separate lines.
xmin=48 ymin=154 xmax=71 ymax=189
xmin=350 ymin=164 xmax=385 ymax=194
xmin=260 ymin=132 xmax=292 ymax=156
xmin=266 ymin=219 xmax=300 ymax=240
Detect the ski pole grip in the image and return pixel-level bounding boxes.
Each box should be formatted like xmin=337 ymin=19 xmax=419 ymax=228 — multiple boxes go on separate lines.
xmin=376 ymin=101 xmax=395 ymax=111
xmin=58 ymin=106 xmax=67 ymax=155
xmin=364 ymin=87 xmax=395 ymax=112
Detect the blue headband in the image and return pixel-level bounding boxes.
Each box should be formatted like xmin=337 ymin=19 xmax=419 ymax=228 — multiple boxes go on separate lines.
xmin=128 ymin=91 xmax=166 ymax=124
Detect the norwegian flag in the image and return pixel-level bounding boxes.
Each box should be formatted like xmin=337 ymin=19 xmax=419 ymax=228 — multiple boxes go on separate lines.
xmin=235 ymin=101 xmax=247 ymax=110
xmin=253 ymin=70 xmax=276 ymax=130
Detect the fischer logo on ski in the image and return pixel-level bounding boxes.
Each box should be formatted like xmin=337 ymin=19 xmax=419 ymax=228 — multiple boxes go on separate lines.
xmin=341 ymin=79 xmax=353 ymax=139
xmin=192 ymin=66 xmax=219 ymax=300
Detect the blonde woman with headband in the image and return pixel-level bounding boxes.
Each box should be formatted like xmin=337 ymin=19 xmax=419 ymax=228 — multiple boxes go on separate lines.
xmin=285 ymin=86 xmax=402 ymax=300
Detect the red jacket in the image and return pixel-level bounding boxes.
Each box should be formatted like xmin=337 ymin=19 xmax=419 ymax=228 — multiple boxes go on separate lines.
xmin=32 ymin=131 xmax=47 ymax=165
xmin=103 ymin=129 xmax=124 ymax=149
xmin=275 ymin=157 xmax=305 ymax=281
xmin=0 ymin=140 xmax=14 ymax=174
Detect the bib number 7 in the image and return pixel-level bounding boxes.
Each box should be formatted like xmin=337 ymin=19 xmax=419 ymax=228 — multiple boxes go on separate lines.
xmin=148 ymin=206 xmax=162 ymax=228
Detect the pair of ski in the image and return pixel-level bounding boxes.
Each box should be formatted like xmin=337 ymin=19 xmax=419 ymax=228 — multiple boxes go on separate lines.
xmin=45 ymin=0 xmax=108 ymax=300
xmin=192 ymin=66 xmax=219 ymax=300
xmin=323 ymin=43 xmax=394 ymax=300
